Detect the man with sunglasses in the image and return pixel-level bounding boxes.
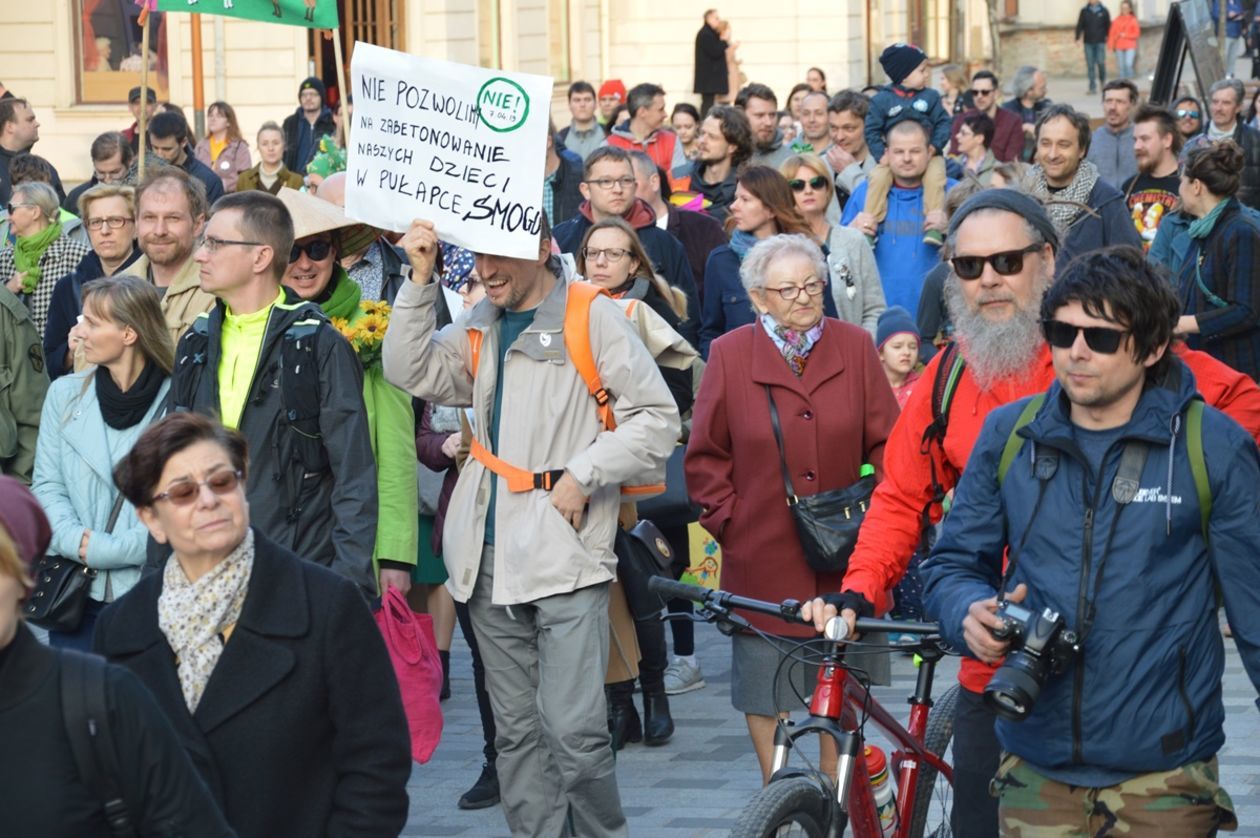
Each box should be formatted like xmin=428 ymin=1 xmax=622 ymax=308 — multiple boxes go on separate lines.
xmin=948 ymin=71 xmax=1024 ymax=163
xmin=803 ymin=191 xmax=1260 ymax=837
xmin=921 ymin=246 xmax=1260 ymax=835
xmin=1173 ymin=96 xmax=1204 ymax=143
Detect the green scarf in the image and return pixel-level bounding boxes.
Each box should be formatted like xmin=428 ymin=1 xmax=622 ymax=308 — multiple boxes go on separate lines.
xmin=1187 ymin=198 xmax=1232 ymax=240
xmin=13 ymin=221 xmax=61 ymax=293
xmin=318 ymin=267 xmax=362 ymax=321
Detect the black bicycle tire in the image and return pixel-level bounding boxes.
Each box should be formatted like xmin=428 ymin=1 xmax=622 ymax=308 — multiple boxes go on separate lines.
xmin=729 ymin=776 xmax=836 ymax=838
xmin=906 ymin=683 xmax=959 ymax=838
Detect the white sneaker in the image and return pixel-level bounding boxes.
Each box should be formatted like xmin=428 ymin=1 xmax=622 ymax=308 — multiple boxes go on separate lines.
xmin=663 ymin=658 xmax=706 ymax=695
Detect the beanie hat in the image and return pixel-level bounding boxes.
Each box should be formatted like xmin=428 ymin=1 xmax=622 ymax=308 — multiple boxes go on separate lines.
xmin=598 ymin=79 xmax=627 ymax=102
xmin=0 ymin=476 xmax=51 ymax=574
xmin=947 ymin=188 xmax=1061 ymax=254
xmin=879 ymin=43 xmax=928 ymax=86
xmin=877 ymin=306 xmax=919 ymax=350
xmin=298 ymin=76 xmax=327 ymax=106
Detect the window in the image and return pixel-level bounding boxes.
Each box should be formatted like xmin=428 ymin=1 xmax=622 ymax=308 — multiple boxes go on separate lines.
xmin=76 ymin=0 xmax=170 ymax=104
xmin=479 ymin=0 xmax=503 ymax=69
xmin=547 ymin=0 xmax=572 ymax=83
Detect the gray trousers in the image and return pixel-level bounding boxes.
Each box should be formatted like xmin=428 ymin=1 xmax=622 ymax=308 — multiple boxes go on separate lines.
xmin=468 ymin=545 xmax=628 ymax=838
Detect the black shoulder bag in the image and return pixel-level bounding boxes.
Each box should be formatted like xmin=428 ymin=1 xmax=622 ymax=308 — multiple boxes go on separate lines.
xmin=24 ymin=492 xmax=126 ymax=632
xmin=766 ymin=386 xmax=874 ymax=574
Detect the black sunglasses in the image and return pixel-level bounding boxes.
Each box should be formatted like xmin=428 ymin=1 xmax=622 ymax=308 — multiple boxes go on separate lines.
xmin=969 ymin=88 xmax=995 ymax=96
xmin=290 ymin=239 xmax=333 ymax=262
xmin=1175 ymin=108 xmax=1201 ymax=120
xmin=950 ymin=243 xmax=1043 ymax=280
xmin=1042 ymin=320 xmax=1129 ymax=354
xmin=788 ymin=175 xmax=828 ymax=192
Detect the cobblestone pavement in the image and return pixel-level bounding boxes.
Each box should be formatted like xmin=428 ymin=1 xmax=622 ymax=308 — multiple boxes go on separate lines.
xmin=404 ymin=618 xmax=1260 ymax=836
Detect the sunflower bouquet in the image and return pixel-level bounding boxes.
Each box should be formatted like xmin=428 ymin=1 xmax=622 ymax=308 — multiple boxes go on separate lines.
xmin=331 ymin=299 xmax=392 ymax=369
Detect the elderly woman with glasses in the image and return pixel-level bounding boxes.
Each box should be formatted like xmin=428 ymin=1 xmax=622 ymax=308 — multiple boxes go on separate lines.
xmin=95 ymin=411 xmax=411 ymax=837
xmin=780 ymin=153 xmax=885 ymax=338
xmin=685 ymin=233 xmax=899 ymax=783
xmin=0 ymin=181 xmax=90 ymax=337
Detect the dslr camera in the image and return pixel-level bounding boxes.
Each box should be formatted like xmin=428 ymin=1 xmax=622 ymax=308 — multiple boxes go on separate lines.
xmin=982 ymin=601 xmax=1080 ymax=721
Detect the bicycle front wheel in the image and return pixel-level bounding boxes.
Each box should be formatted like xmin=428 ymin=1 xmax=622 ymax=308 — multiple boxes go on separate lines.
xmin=729 ymin=776 xmax=838 ymax=838
xmin=907 ymin=683 xmax=959 ymax=838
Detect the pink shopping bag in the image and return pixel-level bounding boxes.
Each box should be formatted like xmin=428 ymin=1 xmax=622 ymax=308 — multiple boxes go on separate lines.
xmin=374 ymin=585 xmax=444 ymax=763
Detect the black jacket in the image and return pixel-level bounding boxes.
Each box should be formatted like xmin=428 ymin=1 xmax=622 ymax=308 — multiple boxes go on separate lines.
xmin=550 ymin=146 xmax=585 ymax=227
xmin=0 ymin=145 xmax=65 ymax=206
xmin=1057 ymin=176 xmax=1145 ymax=270
xmin=1076 ymin=2 xmax=1112 ymax=42
xmin=1223 ymin=121 xmax=1260 ymax=211
xmin=282 ymin=108 xmax=336 ymax=175
xmin=690 ymin=162 xmax=739 ymax=222
xmin=96 ymin=529 xmax=412 ymax=838
xmin=63 ymin=176 xmax=98 ymax=214
xmin=180 ymin=147 xmax=224 ymax=204
xmin=167 ymin=289 xmax=379 ymax=595
xmin=44 ymin=246 xmax=143 ymax=378
xmin=666 ymin=204 xmax=727 ymax=309
xmin=694 ymin=23 xmax=729 ymax=94
xmin=1 ymin=624 xmax=234 ymax=838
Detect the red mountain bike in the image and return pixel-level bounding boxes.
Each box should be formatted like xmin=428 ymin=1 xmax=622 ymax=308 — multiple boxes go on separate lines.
xmin=648 ymin=578 xmax=957 ymax=838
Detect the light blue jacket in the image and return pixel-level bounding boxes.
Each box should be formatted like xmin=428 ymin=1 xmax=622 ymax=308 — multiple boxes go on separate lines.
xmin=31 ymin=369 xmax=169 ymax=601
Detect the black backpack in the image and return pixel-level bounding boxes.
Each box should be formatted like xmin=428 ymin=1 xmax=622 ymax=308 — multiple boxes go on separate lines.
xmin=60 ymin=650 xmax=137 ymax=838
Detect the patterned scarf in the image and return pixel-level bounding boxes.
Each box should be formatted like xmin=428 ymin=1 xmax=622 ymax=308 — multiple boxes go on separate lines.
xmin=158 ymin=528 xmax=256 ymax=713
xmin=760 ymin=312 xmax=824 ymax=376
xmin=1025 ymin=159 xmax=1100 ymax=236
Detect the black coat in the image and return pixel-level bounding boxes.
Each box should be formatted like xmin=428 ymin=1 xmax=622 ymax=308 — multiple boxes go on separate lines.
xmin=1223 ymin=121 xmax=1260 ymax=211
xmin=44 ymin=246 xmax=143 ymax=378
xmin=1 ymin=624 xmax=234 ymax=838
xmin=96 ymin=529 xmax=412 ymax=838
xmin=180 ymin=148 xmax=225 ymax=204
xmin=694 ymin=24 xmax=729 ymax=94
xmin=667 ymin=205 xmax=728 ymax=307
xmin=550 ymin=146 xmax=585 ymax=227
xmin=282 ymin=108 xmax=337 ymax=175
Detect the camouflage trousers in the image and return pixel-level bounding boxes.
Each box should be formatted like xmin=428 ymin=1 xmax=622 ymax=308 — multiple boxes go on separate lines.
xmin=990 ymin=752 xmax=1237 ymax=836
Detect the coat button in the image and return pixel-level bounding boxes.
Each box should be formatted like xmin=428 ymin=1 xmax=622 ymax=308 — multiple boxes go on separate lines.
xmin=801 ymin=410 xmax=814 ymax=420
xmin=804 ymin=470 xmax=817 ymax=481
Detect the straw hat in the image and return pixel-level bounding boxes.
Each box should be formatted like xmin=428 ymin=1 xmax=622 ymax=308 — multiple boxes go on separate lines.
xmin=275 ymin=187 xmax=378 ymax=255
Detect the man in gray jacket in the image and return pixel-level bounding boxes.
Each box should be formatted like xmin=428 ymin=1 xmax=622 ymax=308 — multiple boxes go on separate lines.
xmin=1087 ymin=80 xmax=1139 ymax=189
xmin=384 ymin=214 xmax=679 ymax=837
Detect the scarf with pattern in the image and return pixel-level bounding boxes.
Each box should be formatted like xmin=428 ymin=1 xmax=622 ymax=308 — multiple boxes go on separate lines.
xmin=1025 ymin=159 xmax=1100 ymax=236
xmin=158 ymin=528 xmax=255 ymax=713
xmin=760 ymin=312 xmax=824 ymax=376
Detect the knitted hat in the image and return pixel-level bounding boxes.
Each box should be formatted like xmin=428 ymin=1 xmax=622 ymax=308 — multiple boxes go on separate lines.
xmin=947 ymin=188 xmax=1060 ymax=254
xmin=0 ymin=476 xmax=51 ymax=575
xmin=876 ymin=306 xmax=919 ymax=350
xmin=879 ymin=43 xmax=928 ymax=86
xmin=598 ymin=79 xmax=627 ymax=102
xmin=298 ymin=76 xmax=327 ymax=105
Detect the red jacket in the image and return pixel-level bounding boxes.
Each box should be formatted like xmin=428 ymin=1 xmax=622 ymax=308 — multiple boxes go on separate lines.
xmin=843 ymin=342 xmax=1260 ymax=692
xmin=1107 ymin=14 xmax=1141 ymax=51
xmin=685 ymin=320 xmax=899 ymax=636
xmin=949 ymin=106 xmax=1025 ymax=163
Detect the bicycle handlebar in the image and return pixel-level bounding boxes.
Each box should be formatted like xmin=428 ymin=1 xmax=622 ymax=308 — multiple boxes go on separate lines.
xmin=647 ymin=576 xmax=940 ymax=638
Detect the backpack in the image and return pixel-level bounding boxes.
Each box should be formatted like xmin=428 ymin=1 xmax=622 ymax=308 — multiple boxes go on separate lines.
xmin=464 ymin=281 xmax=664 ymax=498
xmin=60 ymin=650 xmax=137 ymax=838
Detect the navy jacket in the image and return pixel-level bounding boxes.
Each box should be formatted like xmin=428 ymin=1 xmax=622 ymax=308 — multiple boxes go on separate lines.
xmin=865 ymin=86 xmax=952 ymax=160
xmin=1057 ymin=178 xmax=1144 ymax=270
xmin=178 ymin=148 xmax=224 ymax=205
xmin=44 ymin=247 xmax=142 ymax=379
xmin=699 ymin=244 xmax=839 ymax=358
xmin=549 ymin=146 xmax=585 ymax=228
xmin=923 ymin=362 xmax=1260 ymax=776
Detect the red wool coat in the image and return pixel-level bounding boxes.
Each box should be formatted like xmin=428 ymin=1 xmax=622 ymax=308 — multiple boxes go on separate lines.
xmin=685 ymin=319 xmax=899 ymax=636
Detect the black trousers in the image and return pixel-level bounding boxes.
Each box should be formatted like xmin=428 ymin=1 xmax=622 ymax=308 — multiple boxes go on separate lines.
xmin=455 ymin=600 xmax=497 ymax=762
xmin=660 ymin=523 xmax=694 ymax=657
xmin=700 ymin=93 xmax=717 ymax=118
xmin=951 ymin=685 xmax=1001 ymax=838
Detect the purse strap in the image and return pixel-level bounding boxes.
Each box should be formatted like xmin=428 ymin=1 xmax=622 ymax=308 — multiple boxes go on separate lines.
xmin=103 ymin=492 xmax=126 ymax=535
xmin=763 ymin=386 xmax=798 ymax=504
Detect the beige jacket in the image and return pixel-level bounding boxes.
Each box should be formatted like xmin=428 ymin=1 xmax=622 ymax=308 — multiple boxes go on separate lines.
xmin=383 ymin=270 xmax=680 ymax=605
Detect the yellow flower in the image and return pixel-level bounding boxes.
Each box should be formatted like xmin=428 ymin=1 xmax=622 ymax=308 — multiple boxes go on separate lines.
xmin=357 ymin=313 xmax=388 ymax=339
xmin=361 ymin=299 xmax=391 ymax=317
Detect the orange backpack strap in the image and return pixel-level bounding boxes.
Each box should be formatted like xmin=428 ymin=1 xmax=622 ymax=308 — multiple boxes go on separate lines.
xmin=467 ymin=328 xmax=484 ymax=378
xmin=468 ymin=437 xmax=566 ymax=493
xmin=563 ymin=282 xmax=617 ymax=431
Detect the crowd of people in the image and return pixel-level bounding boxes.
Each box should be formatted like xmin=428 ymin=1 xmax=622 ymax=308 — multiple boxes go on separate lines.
xmin=3 ymin=2 xmax=1260 ymax=836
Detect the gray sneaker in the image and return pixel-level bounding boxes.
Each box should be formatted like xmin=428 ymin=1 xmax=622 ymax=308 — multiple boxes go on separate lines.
xmin=663 ymin=658 xmax=706 ymax=695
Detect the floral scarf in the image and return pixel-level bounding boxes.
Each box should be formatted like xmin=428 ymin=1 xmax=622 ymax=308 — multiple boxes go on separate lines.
xmin=760 ymin=312 xmax=824 ymax=376
xmin=158 ymin=528 xmax=255 ymax=713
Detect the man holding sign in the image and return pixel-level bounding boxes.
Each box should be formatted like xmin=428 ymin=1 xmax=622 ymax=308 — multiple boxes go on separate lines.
xmin=383 ymin=214 xmax=678 ymax=837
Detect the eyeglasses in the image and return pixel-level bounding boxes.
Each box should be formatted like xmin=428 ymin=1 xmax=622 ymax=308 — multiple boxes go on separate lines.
xmin=201 ymin=236 xmax=264 ymax=253
xmin=969 ymin=88 xmax=996 ymax=97
xmin=788 ymin=176 xmax=828 ymax=192
xmin=584 ymin=176 xmax=637 ymax=190
xmin=581 ymin=246 xmax=629 ymax=263
xmin=290 ymin=239 xmax=333 ymax=262
xmin=950 ymin=243 xmax=1043 ymax=280
xmin=94 ymin=168 xmax=128 ymax=183
xmin=1175 ymin=109 xmax=1201 ymax=120
xmin=764 ymin=279 xmax=826 ymax=301
xmin=1041 ymin=320 xmax=1129 ymax=354
xmin=151 ymin=470 xmax=243 ymax=505
xmin=5 ymin=203 xmax=32 ymax=214
xmin=86 ymin=215 xmax=132 ymax=231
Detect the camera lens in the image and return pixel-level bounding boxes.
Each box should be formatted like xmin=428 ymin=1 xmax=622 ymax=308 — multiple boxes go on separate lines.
xmin=983 ymin=654 xmax=1047 ymax=721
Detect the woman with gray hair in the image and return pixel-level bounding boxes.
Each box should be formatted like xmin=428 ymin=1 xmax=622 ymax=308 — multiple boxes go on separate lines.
xmin=685 ymin=233 xmax=899 ymax=783
xmin=0 ymin=181 xmax=90 ymax=337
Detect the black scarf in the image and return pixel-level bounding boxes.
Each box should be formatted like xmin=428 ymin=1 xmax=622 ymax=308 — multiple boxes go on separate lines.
xmin=95 ymin=360 xmax=166 ymax=430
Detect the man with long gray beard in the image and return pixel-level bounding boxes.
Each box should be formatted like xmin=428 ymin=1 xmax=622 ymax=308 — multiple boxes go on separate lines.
xmin=800 ymin=189 xmax=1260 ymax=838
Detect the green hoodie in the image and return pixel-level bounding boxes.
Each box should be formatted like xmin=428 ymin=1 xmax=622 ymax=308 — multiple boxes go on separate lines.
xmin=318 ymin=269 xmax=418 ymax=572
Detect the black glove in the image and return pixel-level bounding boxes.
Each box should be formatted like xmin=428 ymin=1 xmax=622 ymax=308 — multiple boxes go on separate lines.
xmin=819 ymin=590 xmax=875 ymax=619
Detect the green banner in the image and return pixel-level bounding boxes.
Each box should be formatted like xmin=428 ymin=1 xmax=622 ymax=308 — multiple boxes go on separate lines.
xmin=156 ymin=0 xmax=339 ymax=29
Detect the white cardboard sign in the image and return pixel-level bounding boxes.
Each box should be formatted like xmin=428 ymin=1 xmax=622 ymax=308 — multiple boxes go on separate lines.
xmin=345 ymin=43 xmax=553 ymax=259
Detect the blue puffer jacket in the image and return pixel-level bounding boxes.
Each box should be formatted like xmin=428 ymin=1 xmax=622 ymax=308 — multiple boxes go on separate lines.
xmin=923 ymin=359 xmax=1260 ymax=775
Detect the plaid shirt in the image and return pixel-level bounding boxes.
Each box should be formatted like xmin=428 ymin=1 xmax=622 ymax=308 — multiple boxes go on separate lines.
xmin=0 ymin=234 xmax=91 ymax=338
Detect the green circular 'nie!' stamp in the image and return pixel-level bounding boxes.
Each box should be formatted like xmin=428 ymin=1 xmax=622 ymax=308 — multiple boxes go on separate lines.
xmin=477 ymin=78 xmax=530 ymax=133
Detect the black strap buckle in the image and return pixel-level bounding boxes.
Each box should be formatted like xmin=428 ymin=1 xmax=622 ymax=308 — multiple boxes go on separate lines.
xmin=532 ymin=469 xmax=567 ymax=491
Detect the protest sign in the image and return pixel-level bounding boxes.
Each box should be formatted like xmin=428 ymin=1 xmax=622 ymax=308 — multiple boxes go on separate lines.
xmin=157 ymin=0 xmax=339 ymax=28
xmin=345 ymin=43 xmax=553 ymax=259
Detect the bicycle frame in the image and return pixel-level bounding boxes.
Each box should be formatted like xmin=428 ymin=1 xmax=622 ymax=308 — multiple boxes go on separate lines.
xmin=767 ymin=633 xmax=953 ymax=838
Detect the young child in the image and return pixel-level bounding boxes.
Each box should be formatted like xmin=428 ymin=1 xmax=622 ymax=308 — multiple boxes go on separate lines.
xmin=877 ymin=306 xmax=922 ymax=410
xmin=863 ymin=43 xmax=952 ymax=246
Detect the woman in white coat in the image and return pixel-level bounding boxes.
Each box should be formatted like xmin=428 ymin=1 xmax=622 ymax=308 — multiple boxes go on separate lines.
xmin=31 ymin=275 xmax=172 ymax=649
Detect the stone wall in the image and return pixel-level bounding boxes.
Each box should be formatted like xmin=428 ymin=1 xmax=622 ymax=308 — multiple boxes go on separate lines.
xmin=997 ymin=22 xmax=1167 ymax=92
